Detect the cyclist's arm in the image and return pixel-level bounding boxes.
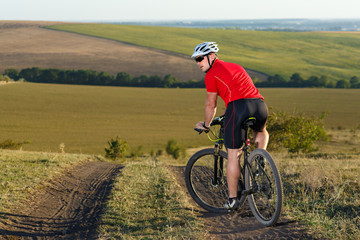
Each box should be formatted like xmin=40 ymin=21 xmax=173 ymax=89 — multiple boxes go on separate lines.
xmin=204 ymin=92 xmax=217 ymax=127
xmin=195 ymin=92 xmax=217 ymax=130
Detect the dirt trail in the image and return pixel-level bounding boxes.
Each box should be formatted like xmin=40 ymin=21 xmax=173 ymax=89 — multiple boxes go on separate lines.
xmin=170 ymin=166 xmax=316 ymax=240
xmin=0 ymin=160 xmax=314 ymax=239
xmin=0 ymin=161 xmax=121 ymax=239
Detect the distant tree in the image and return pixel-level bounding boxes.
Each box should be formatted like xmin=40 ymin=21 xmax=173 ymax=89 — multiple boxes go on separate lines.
xmin=163 ymin=74 xmax=177 ymax=88
xmin=148 ymin=75 xmax=162 ymax=87
xmin=4 ymin=69 xmax=19 ymax=80
xmin=326 ymin=80 xmax=336 ymax=88
xmin=268 ymin=74 xmax=286 ymax=84
xmin=133 ymin=75 xmax=149 ymax=87
xmin=40 ymin=69 xmax=59 ymax=83
xmin=19 ymin=67 xmax=41 ymax=82
xmin=290 ymin=73 xmax=304 ymax=87
xmin=350 ymin=76 xmax=360 ymax=88
xmin=336 ymin=79 xmax=350 ymax=88
xmin=115 ymin=72 xmax=132 ymax=86
xmin=307 ymin=76 xmax=321 ymax=87
xmin=318 ymin=75 xmax=329 ymax=87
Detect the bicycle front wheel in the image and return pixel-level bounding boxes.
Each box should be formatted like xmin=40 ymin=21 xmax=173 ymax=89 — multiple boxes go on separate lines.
xmin=245 ymin=149 xmax=283 ymax=226
xmin=185 ymin=148 xmax=246 ymax=213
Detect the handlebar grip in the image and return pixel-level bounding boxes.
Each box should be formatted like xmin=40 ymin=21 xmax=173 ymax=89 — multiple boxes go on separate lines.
xmin=194 ymin=128 xmax=203 ymax=134
xmin=194 ymin=128 xmax=209 ymax=134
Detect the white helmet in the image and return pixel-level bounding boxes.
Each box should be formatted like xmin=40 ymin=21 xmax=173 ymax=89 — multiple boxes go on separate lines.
xmin=191 ymin=42 xmax=219 ymax=59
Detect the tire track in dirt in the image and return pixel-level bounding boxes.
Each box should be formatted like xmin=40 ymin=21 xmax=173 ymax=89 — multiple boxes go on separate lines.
xmin=0 ymin=161 xmax=122 ymax=239
xmin=169 ymin=166 xmax=316 ymax=240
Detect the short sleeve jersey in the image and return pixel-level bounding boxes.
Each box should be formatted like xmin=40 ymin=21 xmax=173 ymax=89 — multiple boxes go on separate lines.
xmin=205 ymin=59 xmax=263 ymax=107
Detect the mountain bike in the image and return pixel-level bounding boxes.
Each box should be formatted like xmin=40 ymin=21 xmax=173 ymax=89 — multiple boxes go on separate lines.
xmin=184 ymin=115 xmax=283 ymax=226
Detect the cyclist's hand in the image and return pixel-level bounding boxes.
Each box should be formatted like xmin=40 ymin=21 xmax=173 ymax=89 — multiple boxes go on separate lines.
xmin=195 ymin=121 xmax=206 ymax=130
xmin=194 ymin=121 xmax=209 ymax=134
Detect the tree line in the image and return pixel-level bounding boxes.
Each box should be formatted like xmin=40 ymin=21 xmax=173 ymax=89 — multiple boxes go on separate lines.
xmin=3 ymin=68 xmax=204 ymax=88
xmin=255 ymin=73 xmax=360 ymax=88
xmin=3 ymin=68 xmax=360 ymax=88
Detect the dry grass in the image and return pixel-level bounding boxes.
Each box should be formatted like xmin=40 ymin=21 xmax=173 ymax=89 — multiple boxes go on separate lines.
xmin=0 ymin=149 xmax=95 ymax=212
xmin=98 ymin=157 xmax=206 ymax=239
xmin=277 ymin=143 xmax=360 ymax=239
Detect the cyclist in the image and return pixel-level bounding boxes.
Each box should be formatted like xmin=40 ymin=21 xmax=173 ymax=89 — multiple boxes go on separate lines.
xmin=192 ymin=42 xmax=269 ymax=211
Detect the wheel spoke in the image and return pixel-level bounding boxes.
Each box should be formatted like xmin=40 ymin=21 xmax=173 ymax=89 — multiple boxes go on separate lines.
xmin=245 ymin=149 xmax=283 ymax=226
xmin=190 ymin=153 xmax=228 ymax=209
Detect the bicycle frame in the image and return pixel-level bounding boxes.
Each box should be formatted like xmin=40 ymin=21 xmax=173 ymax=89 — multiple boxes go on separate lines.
xmin=189 ymin=116 xmax=283 ymax=225
xmin=239 ymin=122 xmax=259 ymax=196
xmin=203 ymin=116 xmax=260 ymax=197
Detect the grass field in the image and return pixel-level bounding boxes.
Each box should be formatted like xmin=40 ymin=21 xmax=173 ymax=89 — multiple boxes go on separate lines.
xmin=98 ymin=158 xmax=206 ymax=239
xmin=48 ymin=24 xmax=360 ymax=81
xmin=2 ymin=149 xmax=358 ymax=239
xmin=1 ymin=83 xmax=359 ymax=155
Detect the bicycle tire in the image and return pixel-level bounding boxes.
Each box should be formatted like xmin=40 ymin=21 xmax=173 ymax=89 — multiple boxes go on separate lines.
xmin=185 ymin=148 xmax=246 ymax=213
xmin=244 ymin=149 xmax=283 ymax=226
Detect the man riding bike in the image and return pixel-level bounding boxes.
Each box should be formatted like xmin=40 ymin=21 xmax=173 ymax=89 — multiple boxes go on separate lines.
xmin=192 ymin=42 xmax=269 ymax=210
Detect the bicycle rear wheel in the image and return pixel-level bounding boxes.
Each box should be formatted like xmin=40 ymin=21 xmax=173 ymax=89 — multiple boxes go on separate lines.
xmin=185 ymin=148 xmax=246 ymax=213
xmin=244 ymin=149 xmax=283 ymax=226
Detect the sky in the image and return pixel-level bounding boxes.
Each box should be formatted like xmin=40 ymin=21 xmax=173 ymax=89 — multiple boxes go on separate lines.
xmin=1 ymin=0 xmax=359 ymax=22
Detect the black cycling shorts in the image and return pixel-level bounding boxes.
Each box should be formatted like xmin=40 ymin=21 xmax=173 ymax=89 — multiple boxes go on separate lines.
xmin=224 ymin=98 xmax=268 ymax=149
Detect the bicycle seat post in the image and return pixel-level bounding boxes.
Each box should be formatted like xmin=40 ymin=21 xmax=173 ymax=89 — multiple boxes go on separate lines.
xmin=242 ymin=117 xmax=256 ymax=153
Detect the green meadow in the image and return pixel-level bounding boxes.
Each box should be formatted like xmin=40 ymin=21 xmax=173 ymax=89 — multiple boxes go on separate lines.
xmin=48 ymin=24 xmax=360 ymax=81
xmin=1 ymin=83 xmax=359 ymax=155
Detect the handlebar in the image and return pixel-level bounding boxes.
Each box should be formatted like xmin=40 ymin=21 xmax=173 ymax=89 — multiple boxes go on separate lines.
xmin=193 ymin=115 xmax=225 ymax=134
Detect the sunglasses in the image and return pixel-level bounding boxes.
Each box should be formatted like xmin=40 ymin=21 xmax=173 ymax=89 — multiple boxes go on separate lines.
xmin=195 ymin=55 xmax=207 ymax=62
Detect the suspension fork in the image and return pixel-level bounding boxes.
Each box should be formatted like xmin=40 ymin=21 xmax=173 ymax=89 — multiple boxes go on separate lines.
xmin=212 ymin=142 xmax=223 ymax=186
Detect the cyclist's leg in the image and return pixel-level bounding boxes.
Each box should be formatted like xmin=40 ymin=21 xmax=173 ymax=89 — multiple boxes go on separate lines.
xmin=250 ymin=99 xmax=269 ymax=149
xmin=253 ymin=127 xmax=269 ymax=149
xmin=224 ymin=100 xmax=246 ymax=209
xmin=227 ymin=148 xmax=242 ymax=198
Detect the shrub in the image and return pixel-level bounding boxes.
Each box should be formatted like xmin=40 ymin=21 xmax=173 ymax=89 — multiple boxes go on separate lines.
xmin=267 ymin=110 xmax=328 ymax=153
xmin=0 ymin=139 xmax=30 ymax=150
xmin=130 ymin=145 xmax=143 ymax=159
xmin=104 ymin=136 xmax=129 ymax=160
xmin=165 ymin=139 xmax=185 ymax=159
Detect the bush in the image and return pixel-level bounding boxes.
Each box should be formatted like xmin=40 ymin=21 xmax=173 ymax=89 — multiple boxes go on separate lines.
xmin=267 ymin=110 xmax=328 ymax=153
xmin=104 ymin=136 xmax=129 ymax=160
xmin=130 ymin=146 xmax=143 ymax=159
xmin=165 ymin=139 xmax=185 ymax=159
xmin=0 ymin=139 xmax=30 ymax=150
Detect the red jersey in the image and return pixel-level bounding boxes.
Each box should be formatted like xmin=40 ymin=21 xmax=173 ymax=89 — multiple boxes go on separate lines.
xmin=205 ymin=59 xmax=263 ymax=107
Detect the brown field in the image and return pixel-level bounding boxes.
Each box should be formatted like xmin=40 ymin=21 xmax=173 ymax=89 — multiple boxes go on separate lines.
xmin=0 ymin=21 xmax=203 ymax=81
xmin=0 ymin=21 xmax=267 ymax=82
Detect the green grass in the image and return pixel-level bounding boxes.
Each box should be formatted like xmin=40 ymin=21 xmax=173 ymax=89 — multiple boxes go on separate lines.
xmin=98 ymin=158 xmax=205 ymax=239
xmin=0 ymin=149 xmax=94 ymax=212
xmin=47 ymin=24 xmax=360 ymax=81
xmin=1 ymin=83 xmax=359 ymax=155
xmin=0 ymin=82 xmax=209 ymax=154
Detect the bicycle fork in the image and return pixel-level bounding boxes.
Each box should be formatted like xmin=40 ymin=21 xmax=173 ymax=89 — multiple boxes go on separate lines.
xmin=211 ymin=143 xmax=224 ymax=186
